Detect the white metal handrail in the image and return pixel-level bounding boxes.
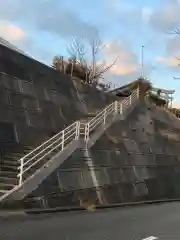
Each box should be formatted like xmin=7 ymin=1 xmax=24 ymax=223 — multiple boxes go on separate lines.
xmin=84 ymin=87 xmax=140 ymax=141
xmin=17 ymin=87 xmax=139 ymax=187
xmin=120 ymin=88 xmax=139 ymax=111
xmin=17 ymin=121 xmax=80 ymax=185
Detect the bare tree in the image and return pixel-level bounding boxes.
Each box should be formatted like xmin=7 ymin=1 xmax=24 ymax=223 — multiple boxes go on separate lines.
xmin=67 ymin=37 xmax=87 ymax=67
xmin=52 ymin=55 xmax=65 ymax=73
xmin=67 ymin=37 xmax=118 ymax=85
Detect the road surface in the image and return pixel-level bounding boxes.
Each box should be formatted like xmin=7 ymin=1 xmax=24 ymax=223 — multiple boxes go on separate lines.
xmin=1 ymin=202 xmax=180 ymax=240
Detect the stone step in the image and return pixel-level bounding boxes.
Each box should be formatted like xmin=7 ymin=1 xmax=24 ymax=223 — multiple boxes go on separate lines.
xmin=3 ymin=155 xmax=21 ymax=161
xmin=23 ymin=146 xmax=36 ymax=151
xmin=84 ymin=112 xmax=97 ymax=118
xmin=22 ymin=145 xmax=35 ymax=150
xmin=0 ymin=170 xmax=17 ymax=178
xmin=0 ymin=183 xmax=15 ymax=191
xmin=1 ymin=161 xmax=19 ymax=169
xmin=0 ymin=176 xmax=18 ymax=185
xmin=4 ymin=151 xmax=33 ymax=161
xmin=1 ymin=165 xmax=18 ymax=172
xmin=79 ymin=148 xmax=91 ymax=153
xmin=2 ymin=159 xmax=19 ymax=166
xmin=23 ymin=150 xmax=33 ymax=154
xmin=10 ymin=153 xmax=25 ymax=157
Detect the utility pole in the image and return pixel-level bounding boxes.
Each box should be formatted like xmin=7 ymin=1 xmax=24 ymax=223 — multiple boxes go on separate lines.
xmin=141 ymin=45 xmax=144 ymax=78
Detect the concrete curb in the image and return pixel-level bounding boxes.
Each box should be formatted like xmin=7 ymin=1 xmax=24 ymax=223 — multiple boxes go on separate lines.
xmin=1 ymin=198 xmax=180 ymax=219
xmin=26 ymin=198 xmax=180 ymax=214
xmin=0 ymin=211 xmax=28 ymax=220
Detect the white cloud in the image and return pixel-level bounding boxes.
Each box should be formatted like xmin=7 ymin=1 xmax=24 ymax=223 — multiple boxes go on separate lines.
xmin=172 ymin=103 xmax=180 ymax=108
xmin=166 ymin=36 xmax=180 ymax=56
xmin=142 ymin=7 xmax=153 ymax=23
xmin=0 ymin=21 xmax=26 ymax=42
xmin=149 ymin=1 xmax=180 ymax=32
xmin=155 ymin=56 xmax=168 ymax=64
xmin=0 ymin=0 xmax=158 ymax=85
xmin=0 ymin=0 xmax=99 ymax=40
xmin=155 ymin=55 xmax=180 ymax=68
xmin=100 ymin=41 xmax=154 ymax=87
xmin=102 ymin=41 xmax=140 ymax=76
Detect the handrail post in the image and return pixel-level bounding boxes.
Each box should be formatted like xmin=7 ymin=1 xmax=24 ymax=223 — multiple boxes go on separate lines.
xmin=103 ymin=108 xmax=106 ymax=124
xmin=114 ymin=101 xmax=118 ymax=114
xmin=129 ymin=95 xmax=132 ymax=105
xmin=85 ymin=123 xmax=90 ymax=142
xmin=61 ymin=130 xmax=65 ymax=151
xmin=120 ymin=103 xmax=123 ymax=114
xmin=137 ymin=86 xmax=140 ymax=98
xmin=75 ymin=121 xmax=80 ymax=140
xmin=19 ymin=157 xmax=24 ymax=186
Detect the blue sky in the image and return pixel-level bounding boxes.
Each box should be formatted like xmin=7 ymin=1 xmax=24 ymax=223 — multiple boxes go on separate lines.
xmin=1 ymin=0 xmax=180 ymax=106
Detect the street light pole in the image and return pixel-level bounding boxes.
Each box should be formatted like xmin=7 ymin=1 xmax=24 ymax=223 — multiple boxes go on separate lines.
xmin=141 ymin=45 xmax=144 ymax=78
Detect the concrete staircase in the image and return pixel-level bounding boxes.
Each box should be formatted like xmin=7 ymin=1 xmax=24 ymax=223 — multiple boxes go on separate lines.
xmin=0 ymin=87 xmax=140 ymax=203
xmin=0 ymin=146 xmax=34 ymax=198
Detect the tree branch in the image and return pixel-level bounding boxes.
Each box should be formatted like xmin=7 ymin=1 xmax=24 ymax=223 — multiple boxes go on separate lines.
xmin=67 ymin=37 xmax=87 ymax=67
xmin=52 ymin=37 xmax=118 ymax=88
xmin=168 ymin=28 xmax=180 ymax=35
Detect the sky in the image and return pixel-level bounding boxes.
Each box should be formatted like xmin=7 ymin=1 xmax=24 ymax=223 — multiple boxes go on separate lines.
xmin=1 ymin=0 xmax=180 ymax=106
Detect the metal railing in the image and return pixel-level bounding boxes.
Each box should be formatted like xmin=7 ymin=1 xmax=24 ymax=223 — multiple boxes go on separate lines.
xmin=83 ymin=87 xmax=140 ymax=141
xmin=17 ymin=87 xmax=140 ymax=187
xmin=17 ymin=122 xmax=80 ymax=185
xmin=121 ymin=87 xmax=139 ymax=112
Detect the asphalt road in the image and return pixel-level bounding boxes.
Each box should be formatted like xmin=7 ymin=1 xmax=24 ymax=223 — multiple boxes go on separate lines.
xmin=1 ymin=202 xmax=180 ymax=240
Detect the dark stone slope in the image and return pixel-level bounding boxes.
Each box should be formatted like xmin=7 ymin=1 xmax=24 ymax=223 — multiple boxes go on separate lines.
xmin=21 ymin=100 xmax=180 ymax=208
